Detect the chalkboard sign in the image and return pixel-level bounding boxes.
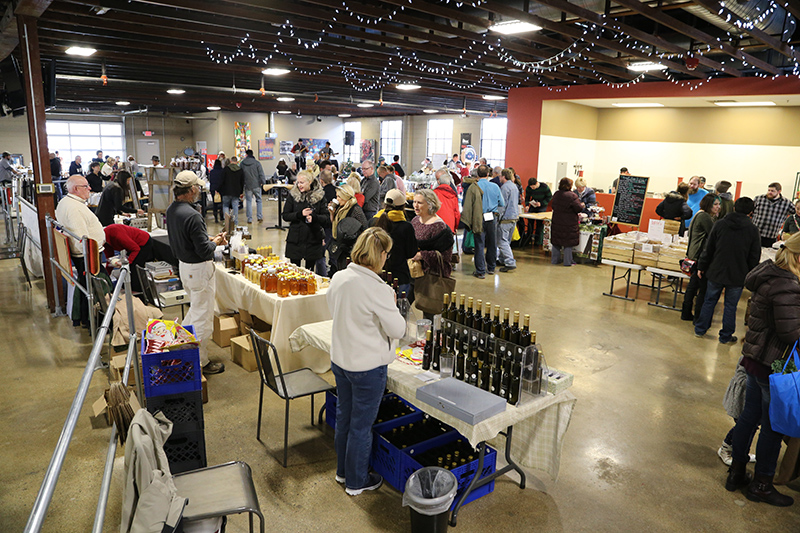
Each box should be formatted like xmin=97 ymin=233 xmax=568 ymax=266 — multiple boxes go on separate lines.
xmin=611 ymin=175 xmax=649 ymax=226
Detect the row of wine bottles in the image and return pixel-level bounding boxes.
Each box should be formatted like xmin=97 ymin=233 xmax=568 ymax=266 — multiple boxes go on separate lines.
xmin=416 ymin=438 xmax=479 ymax=471
xmin=381 ymin=416 xmax=452 ymax=449
xmin=374 ymin=396 xmax=415 ymax=425
xmin=443 ymin=292 xmax=532 ymax=346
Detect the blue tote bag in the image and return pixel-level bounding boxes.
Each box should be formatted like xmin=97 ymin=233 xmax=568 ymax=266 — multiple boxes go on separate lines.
xmin=769 ymin=343 xmax=800 ymax=438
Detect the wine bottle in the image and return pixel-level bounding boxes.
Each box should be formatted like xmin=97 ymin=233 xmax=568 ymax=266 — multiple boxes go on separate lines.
xmin=501 ymin=308 xmax=511 ymax=341
xmin=520 ymin=314 xmax=531 ymax=347
xmin=477 ymin=339 xmax=488 ymax=366
xmin=482 ymin=302 xmax=493 ymax=334
xmin=473 ymin=299 xmax=483 ymax=330
xmin=509 ymin=361 xmax=522 ymax=404
xmin=466 ymin=349 xmax=478 ymax=386
xmin=422 ymin=329 xmax=432 ymax=370
xmin=465 ymin=297 xmax=474 ymax=330
xmin=499 ymin=358 xmax=512 ymax=399
xmin=479 ymin=359 xmax=491 ymax=391
xmin=492 ymin=305 xmax=502 ymax=338
xmin=448 ymin=292 xmax=458 ymax=321
xmin=510 ymin=311 xmax=521 ymax=345
xmin=392 ymin=278 xmax=399 ymax=294
xmin=432 ymin=331 xmax=441 ymax=371
xmin=456 ymin=294 xmax=467 ymax=325
xmin=490 ymin=361 xmax=502 ymax=396
xmin=443 ymin=293 xmax=450 ymax=320
xmin=455 ymin=346 xmax=466 ymax=381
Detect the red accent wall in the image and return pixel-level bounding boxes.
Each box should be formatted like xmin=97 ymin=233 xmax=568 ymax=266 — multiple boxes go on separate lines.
xmin=596 ymin=193 xmax=662 ymax=233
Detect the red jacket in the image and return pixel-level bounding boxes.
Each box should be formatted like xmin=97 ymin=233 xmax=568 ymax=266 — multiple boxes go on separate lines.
xmin=434 ymin=184 xmax=460 ymax=233
xmin=103 ymin=224 xmax=150 ymax=264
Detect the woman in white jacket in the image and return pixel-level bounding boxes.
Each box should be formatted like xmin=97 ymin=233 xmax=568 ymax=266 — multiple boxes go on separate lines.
xmin=327 ymin=227 xmax=406 ymax=496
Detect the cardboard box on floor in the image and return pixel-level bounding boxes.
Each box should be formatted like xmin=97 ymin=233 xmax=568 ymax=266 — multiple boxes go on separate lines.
xmin=213 ymin=313 xmax=240 ymax=348
xmin=230 ymin=329 xmax=270 ymax=372
xmin=90 ymin=388 xmax=142 ymax=429
xmin=238 ymin=308 xmax=270 ymax=336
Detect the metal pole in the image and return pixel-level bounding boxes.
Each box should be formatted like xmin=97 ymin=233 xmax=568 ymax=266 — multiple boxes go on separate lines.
xmin=84 ymin=238 xmax=96 ymax=345
xmin=44 ymin=217 xmax=63 ymax=315
xmin=23 ymin=270 xmax=127 ymax=533
xmin=121 ymin=253 xmax=144 ymax=406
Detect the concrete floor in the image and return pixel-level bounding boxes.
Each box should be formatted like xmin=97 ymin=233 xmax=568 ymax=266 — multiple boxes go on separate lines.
xmin=2 ymin=200 xmax=800 ymax=532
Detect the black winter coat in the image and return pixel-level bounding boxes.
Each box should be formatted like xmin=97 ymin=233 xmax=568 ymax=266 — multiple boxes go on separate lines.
xmin=95 ymin=181 xmax=136 ymax=226
xmin=697 ymin=212 xmax=760 ymax=286
xmin=282 ymin=181 xmax=329 ymax=261
xmin=742 ymin=260 xmax=800 ymax=369
xmin=550 ymin=190 xmax=583 ymax=248
xmin=219 ymin=164 xmax=244 ymax=197
xmin=656 ymin=192 xmax=693 ymax=236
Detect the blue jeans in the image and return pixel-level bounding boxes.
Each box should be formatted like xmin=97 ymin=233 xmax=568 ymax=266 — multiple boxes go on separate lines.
xmin=221 ymin=195 xmax=239 ymax=224
xmin=694 ymin=280 xmax=743 ymax=342
xmin=474 ymin=218 xmax=497 ymax=275
xmin=732 ymin=371 xmax=783 ymax=476
xmin=331 ymin=362 xmax=387 ymax=490
xmin=245 ymin=187 xmax=263 ymax=222
xmin=496 ymin=222 xmax=516 ymax=268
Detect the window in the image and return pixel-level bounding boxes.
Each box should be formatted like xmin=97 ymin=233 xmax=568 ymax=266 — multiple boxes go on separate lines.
xmin=46 ymin=120 xmax=126 ymax=170
xmin=380 ymin=120 xmax=402 ymax=164
xmin=426 ymin=119 xmax=453 ymax=165
xmin=480 ymin=117 xmax=508 ymax=168
xmin=343 ymin=121 xmax=361 ymax=166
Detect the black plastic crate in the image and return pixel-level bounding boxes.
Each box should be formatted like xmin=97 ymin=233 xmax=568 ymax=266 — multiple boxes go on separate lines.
xmin=163 ymin=428 xmax=207 ymax=474
xmin=146 ymin=390 xmax=204 ymax=435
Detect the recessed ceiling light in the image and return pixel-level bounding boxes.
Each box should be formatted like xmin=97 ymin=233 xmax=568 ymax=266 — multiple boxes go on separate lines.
xmin=611 ymin=103 xmax=664 ymax=108
xmin=627 ymin=62 xmax=667 ymax=72
xmin=397 ymin=84 xmax=421 ymax=91
xmin=713 ymin=101 xmax=776 ymax=107
xmin=338 ymin=114 xmax=351 ymax=118
xmin=357 ymin=103 xmax=374 ymax=108
xmin=277 ymin=110 xmax=292 ymax=114
xmin=482 ymin=95 xmax=506 ymax=101
xmin=489 ymin=20 xmax=542 ymax=35
xmin=206 ymin=106 xmax=221 ymax=111
xmin=166 ymin=89 xmax=185 ymax=95
xmin=423 ymin=109 xmax=439 ymax=114
xmin=276 ymin=97 xmax=295 ymax=102
xmin=65 ymin=46 xmax=97 ymax=57
xmin=262 ymin=68 xmax=291 ymax=76
xmin=115 ymin=101 xmax=130 ymax=106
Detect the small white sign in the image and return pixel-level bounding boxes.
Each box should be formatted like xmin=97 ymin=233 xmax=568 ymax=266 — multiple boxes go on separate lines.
xmin=642 ymin=244 xmax=653 ymax=253
xmin=648 ymin=219 xmax=665 ymax=241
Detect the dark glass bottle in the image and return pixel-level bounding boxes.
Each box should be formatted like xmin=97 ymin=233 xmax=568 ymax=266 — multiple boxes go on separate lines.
xmin=456 ymin=294 xmax=467 ymax=325
xmin=386 ymin=271 xmax=392 ymax=285
xmin=473 ymin=299 xmax=483 ymax=330
xmin=508 ymin=361 xmax=522 ymax=404
xmin=479 ymin=359 xmax=491 ymax=391
xmin=392 ymin=278 xmax=399 ymax=294
xmin=455 ymin=346 xmax=466 ymax=381
xmin=465 ymin=297 xmax=474 ymax=330
xmin=499 ymin=358 xmax=512 ymax=399
xmin=466 ymin=349 xmax=478 ymax=386
xmin=520 ymin=314 xmax=532 ymax=347
xmin=482 ymin=302 xmax=493 ymax=334
xmin=501 ymin=308 xmax=511 ymax=341
xmin=510 ymin=311 xmax=521 ymax=345
xmin=432 ymin=331 xmax=441 ymax=371
xmin=443 ymin=293 xmax=450 ymax=320
xmin=492 ymin=304 xmax=502 ymax=338
xmin=490 ymin=362 xmax=502 ymax=396
xmin=448 ymin=292 xmax=458 ymax=321
xmin=477 ymin=339 xmax=488 ymax=366
xmin=422 ymin=329 xmax=432 ymax=370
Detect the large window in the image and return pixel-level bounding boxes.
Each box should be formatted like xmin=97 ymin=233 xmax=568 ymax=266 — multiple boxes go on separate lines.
xmin=343 ymin=121 xmax=361 ymax=165
xmin=46 ymin=121 xmax=126 ymax=170
xmin=426 ymin=119 xmax=453 ymax=164
xmin=480 ymin=117 xmax=508 ymax=168
xmin=380 ymin=120 xmax=402 ymax=164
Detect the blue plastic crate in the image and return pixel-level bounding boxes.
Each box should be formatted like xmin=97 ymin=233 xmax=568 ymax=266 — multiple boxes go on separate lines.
xmin=325 ymin=391 xmax=417 ymax=431
xmin=370 ymin=411 xmax=426 ymax=490
xmin=141 ymin=325 xmax=202 ymax=398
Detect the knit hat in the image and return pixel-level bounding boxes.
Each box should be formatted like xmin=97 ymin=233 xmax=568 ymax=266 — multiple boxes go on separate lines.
xmin=384 ymin=189 xmax=406 ymax=207
xmin=715 ymin=180 xmax=732 ymax=194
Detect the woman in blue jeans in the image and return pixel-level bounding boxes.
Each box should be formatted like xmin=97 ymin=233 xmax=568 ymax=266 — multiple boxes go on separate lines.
xmin=327 ymin=227 xmax=406 ymax=495
xmin=726 ymin=232 xmax=800 ymax=506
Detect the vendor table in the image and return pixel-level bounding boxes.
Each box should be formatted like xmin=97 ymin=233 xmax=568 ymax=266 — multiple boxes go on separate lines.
xmin=214 ymin=263 xmax=331 ymax=373
xmin=646 ymin=266 xmax=690 ymax=311
xmin=601 ymin=259 xmax=645 ymax=301
xmin=289 ymin=320 xmax=576 ymax=525
xmin=263 ymin=184 xmax=293 ymax=231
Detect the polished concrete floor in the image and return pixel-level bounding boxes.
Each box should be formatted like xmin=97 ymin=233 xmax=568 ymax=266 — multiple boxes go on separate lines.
xmin=2 ymin=201 xmax=800 ymax=532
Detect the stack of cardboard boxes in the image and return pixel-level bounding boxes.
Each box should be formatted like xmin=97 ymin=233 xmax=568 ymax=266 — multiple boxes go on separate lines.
xmin=213 ymin=310 xmax=271 ymax=373
xmin=603 ymin=230 xmax=688 ymax=270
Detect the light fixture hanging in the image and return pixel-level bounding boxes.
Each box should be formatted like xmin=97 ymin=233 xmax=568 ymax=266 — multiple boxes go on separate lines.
xmin=65 ymin=46 xmax=97 ymax=56
xmin=101 ymin=61 xmax=107 ymax=86
xmin=276 ymin=97 xmax=295 ymax=102
xmin=166 ymin=89 xmax=185 ymax=95
xmin=627 ymin=62 xmax=667 ymax=72
xmin=396 ymin=83 xmax=421 ymax=91
xmin=116 ymin=101 xmax=130 ymax=106
xmin=262 ymin=67 xmax=291 ymax=76
xmin=260 ymin=76 xmax=265 ymax=96
xmin=338 ymin=114 xmax=351 ymax=118
xmin=488 ymin=20 xmax=542 ymax=35
xmin=379 ymin=89 xmax=383 ymax=106
xmin=207 ymin=106 xmax=221 ymax=111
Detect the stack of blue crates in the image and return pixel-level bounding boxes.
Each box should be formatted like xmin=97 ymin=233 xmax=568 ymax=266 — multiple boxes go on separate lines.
xmin=142 ymin=325 xmax=206 ymax=474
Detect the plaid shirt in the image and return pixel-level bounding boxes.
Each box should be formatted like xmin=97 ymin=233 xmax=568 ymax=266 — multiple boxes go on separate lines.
xmin=752 ymin=194 xmax=796 ymax=239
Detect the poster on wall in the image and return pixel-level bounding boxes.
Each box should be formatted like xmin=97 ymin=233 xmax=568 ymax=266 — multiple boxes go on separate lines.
xmin=258 ymin=139 xmax=275 ymax=160
xmin=299 ymin=138 xmax=330 ymax=155
xmin=360 ymin=139 xmax=375 ymax=163
xmin=279 ymin=141 xmax=293 ymax=155
xmin=460 ymin=133 xmax=471 ymax=150
xmin=234 ymin=122 xmax=251 ymax=160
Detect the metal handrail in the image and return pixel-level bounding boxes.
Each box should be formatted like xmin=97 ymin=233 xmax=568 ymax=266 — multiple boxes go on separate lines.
xmin=24 ymin=258 xmax=141 ymax=533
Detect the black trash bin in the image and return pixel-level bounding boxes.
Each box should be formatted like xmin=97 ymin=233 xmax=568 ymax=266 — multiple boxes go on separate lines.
xmin=403 ymin=467 xmax=458 ymax=533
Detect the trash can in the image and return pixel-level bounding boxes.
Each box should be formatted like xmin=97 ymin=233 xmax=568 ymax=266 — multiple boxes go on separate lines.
xmin=403 ymin=467 xmax=458 ymax=533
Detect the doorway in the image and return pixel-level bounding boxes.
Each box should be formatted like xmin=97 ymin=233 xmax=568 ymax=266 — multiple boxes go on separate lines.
xmin=136 ymin=139 xmax=160 ymax=165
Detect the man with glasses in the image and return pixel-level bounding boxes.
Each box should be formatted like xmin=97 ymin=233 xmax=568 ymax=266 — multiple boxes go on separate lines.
xmin=360 ymin=160 xmax=379 ymax=219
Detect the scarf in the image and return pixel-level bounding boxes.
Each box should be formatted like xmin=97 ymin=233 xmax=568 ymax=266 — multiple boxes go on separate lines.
xmin=332 ymin=197 xmax=357 ymax=239
xmin=417 ymin=222 xmax=454 ymax=252
xmin=373 ymin=207 xmax=407 ymax=222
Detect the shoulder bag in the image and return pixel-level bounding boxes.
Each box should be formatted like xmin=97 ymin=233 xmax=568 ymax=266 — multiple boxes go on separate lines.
xmin=413 ymin=251 xmax=456 ymax=315
xmin=769 ymin=341 xmax=800 ymax=438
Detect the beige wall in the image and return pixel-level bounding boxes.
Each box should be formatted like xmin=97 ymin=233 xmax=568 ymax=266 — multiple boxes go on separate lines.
xmin=542 ymin=101 xmax=599 ymax=140
xmin=0 ymin=115 xmax=34 ymax=164
xmin=124 ymin=115 xmax=194 ymax=163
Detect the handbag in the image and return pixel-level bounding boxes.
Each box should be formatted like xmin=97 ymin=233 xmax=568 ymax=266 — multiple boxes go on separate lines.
xmin=407 ymin=259 xmax=425 ymax=278
xmin=413 ymin=252 xmax=456 ymax=315
xmin=769 ymin=342 xmax=800 ymax=438
xmin=462 ymin=230 xmax=475 ymax=254
xmin=679 ymin=258 xmax=696 ymax=275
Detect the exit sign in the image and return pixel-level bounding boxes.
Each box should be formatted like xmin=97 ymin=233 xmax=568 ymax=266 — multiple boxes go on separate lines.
xmin=142 ymin=131 xmax=154 ymax=137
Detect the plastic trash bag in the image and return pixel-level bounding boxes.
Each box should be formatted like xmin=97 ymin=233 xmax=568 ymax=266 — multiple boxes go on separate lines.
xmin=402 ymin=467 xmax=458 ymax=516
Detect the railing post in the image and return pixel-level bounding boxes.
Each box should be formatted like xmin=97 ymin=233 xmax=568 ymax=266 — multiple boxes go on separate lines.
xmin=44 ymin=216 xmax=63 ymax=316
xmin=84 ymin=237 xmax=96 ymax=345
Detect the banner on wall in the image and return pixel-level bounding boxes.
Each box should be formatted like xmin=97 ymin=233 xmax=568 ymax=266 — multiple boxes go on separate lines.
xmin=360 ymin=139 xmax=375 ymax=163
xmin=258 ymin=139 xmax=275 ymax=160
xmin=234 ymin=122 xmax=251 ymax=160
xmin=279 ymin=141 xmax=293 ymax=155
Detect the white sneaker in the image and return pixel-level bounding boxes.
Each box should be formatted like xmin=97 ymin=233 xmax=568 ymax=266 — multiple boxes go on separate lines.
xmin=345 ymin=472 xmax=383 ymax=496
xmin=718 ymin=442 xmax=733 ymax=466
xmin=335 ymin=474 xmax=345 ymax=484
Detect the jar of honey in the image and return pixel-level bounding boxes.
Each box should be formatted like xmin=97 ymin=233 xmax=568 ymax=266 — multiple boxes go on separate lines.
xmin=266 ymin=268 xmax=277 ymax=293
xmin=241 ymin=257 xmax=250 ymax=275
xmin=289 ymin=275 xmax=299 ymax=295
xmin=299 ymin=276 xmax=308 ymax=295
xmin=277 ymin=274 xmax=290 ymax=298
xmin=260 ymin=268 xmax=268 ymax=290
xmin=307 ymin=275 xmax=317 ymax=295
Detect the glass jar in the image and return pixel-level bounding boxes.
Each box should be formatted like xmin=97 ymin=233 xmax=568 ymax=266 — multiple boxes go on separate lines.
xmin=266 ymin=268 xmax=277 ymax=293
xmin=290 ymin=275 xmax=299 ymax=295
xmin=299 ymin=276 xmax=308 ymax=295
xmin=307 ymin=275 xmax=317 ymax=295
xmin=277 ymin=274 xmax=290 ymax=297
xmin=260 ymin=268 xmax=268 ymax=290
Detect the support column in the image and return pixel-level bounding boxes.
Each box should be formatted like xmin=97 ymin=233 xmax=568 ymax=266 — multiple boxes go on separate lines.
xmin=17 ymin=14 xmax=56 ymax=311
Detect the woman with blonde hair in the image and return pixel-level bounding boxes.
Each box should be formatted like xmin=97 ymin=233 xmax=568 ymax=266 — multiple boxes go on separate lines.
xmin=411 ymin=189 xmax=454 ymax=317
xmin=726 ymin=231 xmax=800 ymax=506
xmin=327 ymin=227 xmax=406 ymax=496
xmin=347 ymin=173 xmax=365 ymax=207
xmin=574 ymin=177 xmax=596 ymax=214
xmin=328 ymin=184 xmax=368 ymax=275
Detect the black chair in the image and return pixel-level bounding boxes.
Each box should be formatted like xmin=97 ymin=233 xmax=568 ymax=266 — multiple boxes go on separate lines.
xmin=135 ymin=264 xmax=154 ymax=306
xmin=249 ymin=329 xmax=334 ymax=467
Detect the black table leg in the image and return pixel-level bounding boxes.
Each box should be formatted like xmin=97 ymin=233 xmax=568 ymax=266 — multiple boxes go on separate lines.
xmin=269 ymin=188 xmax=286 ymax=230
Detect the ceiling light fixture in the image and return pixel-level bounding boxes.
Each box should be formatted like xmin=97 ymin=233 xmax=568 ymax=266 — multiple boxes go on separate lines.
xmin=262 ymin=68 xmax=291 ymax=76
xmin=276 ymin=97 xmax=295 ymax=102
xmin=611 ymin=103 xmax=664 ymax=108
xmin=65 ymin=46 xmax=97 ymax=57
xmin=338 ymin=114 xmax=351 ymax=118
xmin=488 ymin=20 xmax=542 ymax=35
xmin=713 ymin=101 xmax=776 ymax=107
xmin=423 ymin=109 xmax=439 ymax=114
xmin=166 ymin=89 xmax=185 ymax=95
xmin=397 ymin=84 xmax=421 ymax=91
xmin=115 ymin=101 xmax=130 ymax=106
xmin=206 ymin=106 xmax=221 ymax=111
xmin=627 ymin=62 xmax=667 ymax=72
xmin=277 ymin=110 xmax=292 ymax=114
xmin=482 ymin=95 xmax=506 ymax=101
xmin=357 ymin=103 xmax=374 ymax=108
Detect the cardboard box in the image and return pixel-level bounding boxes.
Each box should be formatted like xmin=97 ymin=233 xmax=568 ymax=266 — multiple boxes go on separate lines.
xmin=633 ymin=250 xmax=659 ymax=268
xmin=213 ymin=313 xmax=240 ymax=348
xmin=90 ymin=388 xmax=142 ymax=429
xmin=238 ymin=308 xmax=271 ymax=336
xmin=663 ymin=220 xmax=681 ymax=235
xmin=230 ymin=330 xmax=270 ymax=372
xmin=201 ymin=374 xmax=208 ymax=404
xmin=110 ymin=354 xmax=139 ymax=386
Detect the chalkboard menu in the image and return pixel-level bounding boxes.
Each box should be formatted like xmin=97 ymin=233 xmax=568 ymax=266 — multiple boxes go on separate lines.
xmin=611 ymin=175 xmax=649 ymax=226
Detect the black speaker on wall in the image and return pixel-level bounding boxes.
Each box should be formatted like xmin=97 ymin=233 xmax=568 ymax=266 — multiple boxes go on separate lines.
xmin=344 ymin=131 xmax=355 ymax=146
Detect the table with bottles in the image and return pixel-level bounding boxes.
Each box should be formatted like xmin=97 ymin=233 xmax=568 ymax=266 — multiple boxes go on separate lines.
xmin=214 ymin=249 xmax=332 ymax=373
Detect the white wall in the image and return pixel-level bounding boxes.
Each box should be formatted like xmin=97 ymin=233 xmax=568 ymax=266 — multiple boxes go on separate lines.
xmin=537 ymin=135 xmax=597 ymax=190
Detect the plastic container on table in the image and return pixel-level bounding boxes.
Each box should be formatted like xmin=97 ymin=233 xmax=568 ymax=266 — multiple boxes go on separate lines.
xmin=403 ymin=467 xmax=457 ymax=533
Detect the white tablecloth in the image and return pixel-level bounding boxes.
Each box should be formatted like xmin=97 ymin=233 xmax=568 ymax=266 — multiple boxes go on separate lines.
xmin=289 ymin=320 xmax=577 ymax=480
xmin=214 ymin=264 xmax=331 ymax=373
